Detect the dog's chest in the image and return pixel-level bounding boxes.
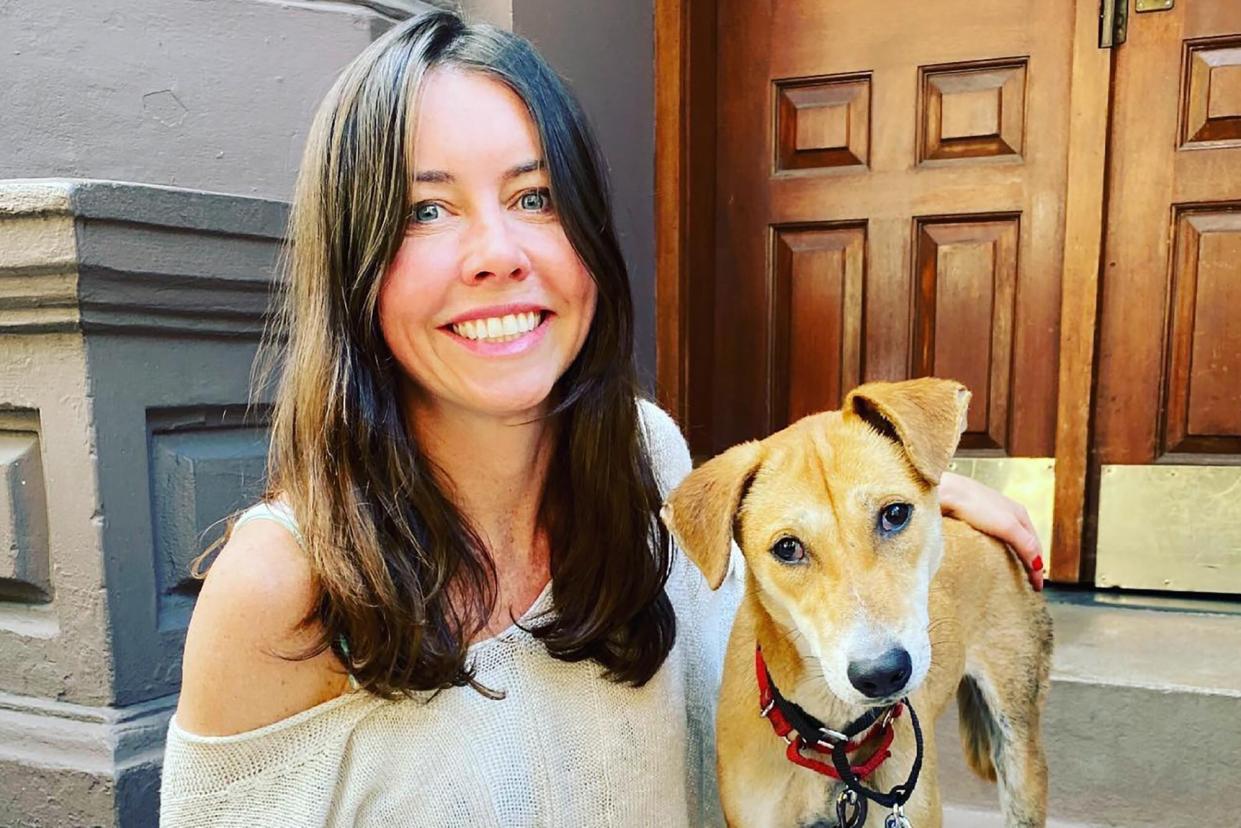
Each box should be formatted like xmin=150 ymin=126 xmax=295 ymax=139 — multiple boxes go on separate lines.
xmin=782 ymin=774 xmax=910 ymax=828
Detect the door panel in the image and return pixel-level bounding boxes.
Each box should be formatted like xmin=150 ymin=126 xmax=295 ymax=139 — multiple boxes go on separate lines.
xmin=772 ymin=224 xmax=866 ymax=424
xmin=1096 ymin=10 xmax=1241 ymax=466
xmin=711 ymin=0 xmax=1073 ymax=462
xmin=912 ymin=216 xmax=1018 ymax=451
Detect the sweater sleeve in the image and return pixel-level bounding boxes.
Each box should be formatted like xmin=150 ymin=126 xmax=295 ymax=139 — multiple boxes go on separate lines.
xmin=636 ymin=397 xmax=738 ymax=827
xmin=636 ymin=397 xmax=694 ymax=500
xmin=159 ymin=693 xmax=383 ymax=827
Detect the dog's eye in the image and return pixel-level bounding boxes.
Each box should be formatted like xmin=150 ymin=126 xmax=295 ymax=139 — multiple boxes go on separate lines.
xmin=771 ymin=537 xmax=806 ymax=563
xmin=879 ymin=503 xmax=913 ymax=534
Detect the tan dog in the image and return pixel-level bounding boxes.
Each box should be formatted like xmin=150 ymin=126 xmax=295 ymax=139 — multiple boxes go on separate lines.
xmin=662 ymin=379 xmax=1052 ymax=827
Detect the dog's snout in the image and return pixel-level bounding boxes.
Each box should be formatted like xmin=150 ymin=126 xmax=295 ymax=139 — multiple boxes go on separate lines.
xmin=847 ymin=648 xmax=912 ymax=699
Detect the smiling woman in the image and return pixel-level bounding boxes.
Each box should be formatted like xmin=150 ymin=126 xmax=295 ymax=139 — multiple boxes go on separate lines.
xmin=159 ymin=10 xmax=721 ymax=827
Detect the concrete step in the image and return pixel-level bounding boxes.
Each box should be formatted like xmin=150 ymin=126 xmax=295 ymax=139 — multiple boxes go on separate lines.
xmin=943 ymin=805 xmax=1099 ymax=827
xmin=936 ymin=594 xmax=1241 ymax=827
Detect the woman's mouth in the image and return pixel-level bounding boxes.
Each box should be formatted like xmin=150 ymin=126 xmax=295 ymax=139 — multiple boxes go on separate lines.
xmin=449 ymin=310 xmax=546 ymax=343
xmin=442 ymin=309 xmax=552 ymax=356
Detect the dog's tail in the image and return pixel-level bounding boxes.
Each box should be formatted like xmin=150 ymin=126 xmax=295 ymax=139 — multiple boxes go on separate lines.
xmin=956 ymin=675 xmax=999 ymax=782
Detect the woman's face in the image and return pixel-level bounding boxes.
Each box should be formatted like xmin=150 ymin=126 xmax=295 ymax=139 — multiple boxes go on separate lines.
xmin=378 ymin=69 xmax=598 ymax=423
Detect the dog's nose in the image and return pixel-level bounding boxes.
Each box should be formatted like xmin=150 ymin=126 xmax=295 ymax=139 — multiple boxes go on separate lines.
xmin=847 ymin=648 xmax=912 ymax=699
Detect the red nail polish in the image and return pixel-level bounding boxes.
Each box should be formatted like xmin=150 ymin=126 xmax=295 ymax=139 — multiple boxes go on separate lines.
xmin=1031 ymin=555 xmax=1044 ymax=571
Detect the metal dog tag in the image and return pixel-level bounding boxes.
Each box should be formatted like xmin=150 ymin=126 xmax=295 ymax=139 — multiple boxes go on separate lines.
xmin=884 ymin=810 xmax=912 ymax=828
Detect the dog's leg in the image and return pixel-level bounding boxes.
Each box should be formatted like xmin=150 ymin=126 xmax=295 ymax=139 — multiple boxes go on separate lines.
xmin=962 ymin=620 xmax=1052 ymax=827
xmin=985 ymin=696 xmax=1048 ymax=828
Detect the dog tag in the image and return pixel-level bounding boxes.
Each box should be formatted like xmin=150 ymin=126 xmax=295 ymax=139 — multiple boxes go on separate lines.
xmin=884 ymin=810 xmax=912 ymax=828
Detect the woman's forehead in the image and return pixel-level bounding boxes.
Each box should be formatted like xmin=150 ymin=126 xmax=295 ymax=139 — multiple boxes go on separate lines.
xmin=411 ymin=68 xmax=543 ymax=175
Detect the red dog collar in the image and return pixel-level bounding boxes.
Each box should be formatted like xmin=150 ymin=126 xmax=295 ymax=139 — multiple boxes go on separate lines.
xmin=755 ymin=645 xmax=901 ymax=780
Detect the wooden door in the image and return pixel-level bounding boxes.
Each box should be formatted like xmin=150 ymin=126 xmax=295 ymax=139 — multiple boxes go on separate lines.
xmin=657 ymin=0 xmax=1241 ymax=590
xmin=1093 ymin=3 xmax=1241 ymax=593
xmin=701 ymin=0 xmax=1075 ymax=557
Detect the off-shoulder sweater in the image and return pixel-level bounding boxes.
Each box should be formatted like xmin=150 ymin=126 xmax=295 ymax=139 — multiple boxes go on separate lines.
xmin=159 ymin=400 xmax=742 ymax=827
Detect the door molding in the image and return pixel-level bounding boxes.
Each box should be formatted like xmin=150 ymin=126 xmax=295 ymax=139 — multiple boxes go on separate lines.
xmin=655 ymin=0 xmax=715 ymax=450
xmin=1049 ymin=0 xmax=1113 ymax=582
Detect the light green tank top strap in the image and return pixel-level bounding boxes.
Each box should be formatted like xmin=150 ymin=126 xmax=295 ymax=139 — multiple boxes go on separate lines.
xmin=231 ymin=501 xmax=361 ymax=691
xmin=233 ymin=501 xmax=305 ymax=546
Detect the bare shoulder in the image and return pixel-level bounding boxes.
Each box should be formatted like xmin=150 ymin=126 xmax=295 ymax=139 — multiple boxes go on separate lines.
xmin=176 ymin=517 xmax=350 ymax=736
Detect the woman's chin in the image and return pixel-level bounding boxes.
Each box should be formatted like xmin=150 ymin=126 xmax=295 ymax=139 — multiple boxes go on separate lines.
xmin=460 ymin=382 xmax=558 ymax=421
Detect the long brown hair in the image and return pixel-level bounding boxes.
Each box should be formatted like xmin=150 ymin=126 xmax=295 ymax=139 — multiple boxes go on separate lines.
xmin=257 ymin=10 xmax=674 ymax=695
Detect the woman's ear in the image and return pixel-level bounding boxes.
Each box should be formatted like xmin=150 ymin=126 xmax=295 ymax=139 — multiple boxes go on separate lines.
xmin=660 ymin=440 xmax=763 ymax=590
xmin=844 ymin=378 xmax=971 ymax=485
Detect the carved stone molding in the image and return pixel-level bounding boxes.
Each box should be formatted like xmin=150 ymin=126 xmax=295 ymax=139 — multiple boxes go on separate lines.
xmin=0 ymin=688 xmax=176 ymax=826
xmin=0 ymin=179 xmax=283 ymax=825
xmin=0 ymin=179 xmax=288 ymax=338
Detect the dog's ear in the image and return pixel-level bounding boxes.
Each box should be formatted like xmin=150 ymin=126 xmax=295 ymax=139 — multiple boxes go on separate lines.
xmin=844 ymin=378 xmax=971 ymax=485
xmin=660 ymin=440 xmax=763 ymax=590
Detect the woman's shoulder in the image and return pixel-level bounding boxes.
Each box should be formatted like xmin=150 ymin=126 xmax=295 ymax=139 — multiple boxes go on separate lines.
xmin=636 ymin=397 xmax=692 ymax=496
xmin=175 ymin=509 xmax=350 ymax=738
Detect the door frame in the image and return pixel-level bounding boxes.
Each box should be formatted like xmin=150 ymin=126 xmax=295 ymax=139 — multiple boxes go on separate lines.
xmin=654 ymin=0 xmax=716 ymax=455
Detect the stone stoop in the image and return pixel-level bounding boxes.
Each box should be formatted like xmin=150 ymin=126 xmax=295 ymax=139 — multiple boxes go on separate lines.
xmin=936 ymin=597 xmax=1241 ymax=827
xmin=943 ymin=805 xmax=1100 ymax=827
xmin=0 ymin=179 xmax=290 ymax=826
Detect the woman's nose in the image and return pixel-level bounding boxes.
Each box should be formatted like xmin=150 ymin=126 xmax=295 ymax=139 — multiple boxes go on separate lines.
xmin=461 ymin=212 xmax=531 ymax=285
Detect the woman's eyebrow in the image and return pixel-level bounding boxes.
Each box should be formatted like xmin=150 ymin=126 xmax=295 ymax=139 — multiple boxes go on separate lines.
xmin=505 ymin=159 xmax=545 ymax=179
xmin=414 ymin=170 xmax=453 ymax=184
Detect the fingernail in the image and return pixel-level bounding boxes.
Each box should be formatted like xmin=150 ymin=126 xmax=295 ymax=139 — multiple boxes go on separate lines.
xmin=1031 ymin=555 xmax=1044 ymax=571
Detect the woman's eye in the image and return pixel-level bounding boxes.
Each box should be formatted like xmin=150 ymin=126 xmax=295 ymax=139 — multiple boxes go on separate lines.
xmin=771 ymin=537 xmax=806 ymax=564
xmin=879 ymin=503 xmax=913 ymax=534
xmin=518 ymin=189 xmax=551 ymax=212
xmin=412 ymin=202 xmax=442 ymax=223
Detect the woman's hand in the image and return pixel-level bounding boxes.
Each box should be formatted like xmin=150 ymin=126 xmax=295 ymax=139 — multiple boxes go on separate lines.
xmin=938 ymin=471 xmax=1045 ymax=591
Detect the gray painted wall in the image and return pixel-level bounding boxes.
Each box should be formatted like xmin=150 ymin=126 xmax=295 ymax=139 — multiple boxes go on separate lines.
xmin=511 ymin=0 xmax=657 ymax=389
xmin=0 ymin=0 xmax=383 ymax=200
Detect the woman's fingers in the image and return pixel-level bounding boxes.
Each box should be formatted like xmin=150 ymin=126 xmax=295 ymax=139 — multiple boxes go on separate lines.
xmin=1006 ymin=510 xmax=1045 ymax=592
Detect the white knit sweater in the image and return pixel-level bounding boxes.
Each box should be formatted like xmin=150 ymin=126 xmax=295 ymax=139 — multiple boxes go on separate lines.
xmin=159 ymin=401 xmax=742 ymax=827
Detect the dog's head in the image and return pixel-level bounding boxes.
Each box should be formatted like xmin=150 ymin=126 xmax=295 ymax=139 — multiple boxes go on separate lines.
xmin=662 ymin=378 xmax=970 ymax=707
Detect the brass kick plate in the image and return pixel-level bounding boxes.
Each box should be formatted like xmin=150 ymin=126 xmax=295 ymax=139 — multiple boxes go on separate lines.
xmin=1135 ymin=0 xmax=1173 ymax=11
xmin=947 ymin=457 xmax=1055 ymax=570
xmin=1097 ymin=464 xmax=1241 ymax=594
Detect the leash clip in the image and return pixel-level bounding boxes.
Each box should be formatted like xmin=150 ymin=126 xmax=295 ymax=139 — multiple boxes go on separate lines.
xmin=885 ymin=802 xmax=913 ymax=828
xmin=835 ymin=789 xmax=867 ymax=828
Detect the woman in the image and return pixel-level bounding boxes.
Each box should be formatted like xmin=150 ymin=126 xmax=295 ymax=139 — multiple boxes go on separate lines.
xmin=161 ymin=10 xmax=1043 ymax=826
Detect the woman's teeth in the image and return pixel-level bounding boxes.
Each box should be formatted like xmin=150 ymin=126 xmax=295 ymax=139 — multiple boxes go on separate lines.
xmin=451 ymin=311 xmax=542 ymax=342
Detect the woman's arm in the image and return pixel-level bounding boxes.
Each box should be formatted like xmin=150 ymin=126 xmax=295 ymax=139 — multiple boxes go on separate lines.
xmin=938 ymin=471 xmax=1045 ymax=591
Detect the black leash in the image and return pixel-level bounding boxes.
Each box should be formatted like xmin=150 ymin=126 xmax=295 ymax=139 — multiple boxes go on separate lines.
xmin=832 ymin=699 xmax=923 ymax=828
